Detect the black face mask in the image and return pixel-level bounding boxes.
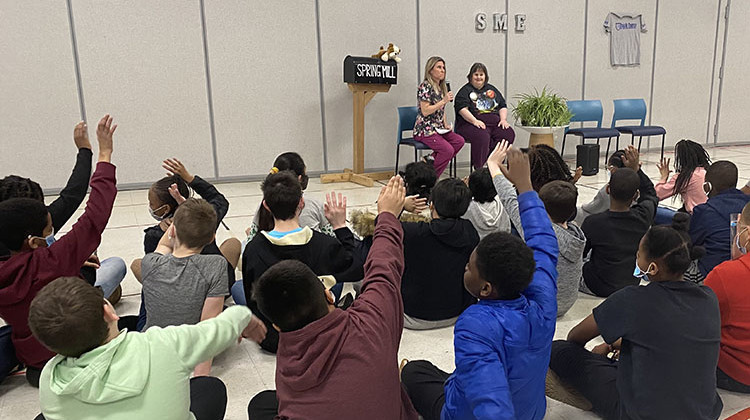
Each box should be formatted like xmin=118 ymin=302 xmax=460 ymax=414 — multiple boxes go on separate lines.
xmin=300 ymin=174 xmax=309 ymax=190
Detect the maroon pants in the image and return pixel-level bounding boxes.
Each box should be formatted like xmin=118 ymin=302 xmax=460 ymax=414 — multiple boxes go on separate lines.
xmin=414 ymin=131 xmax=465 ymax=176
xmin=455 ymin=113 xmax=515 ymax=169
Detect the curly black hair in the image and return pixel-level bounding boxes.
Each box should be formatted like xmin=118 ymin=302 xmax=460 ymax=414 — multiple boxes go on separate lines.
xmin=0 ymin=175 xmax=44 ymax=203
xmin=527 ymin=145 xmax=573 ymax=192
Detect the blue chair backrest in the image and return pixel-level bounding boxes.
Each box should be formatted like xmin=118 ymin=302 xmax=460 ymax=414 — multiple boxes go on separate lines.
xmin=397 ymin=106 xmax=418 ymax=144
xmin=612 ymin=99 xmax=647 ymax=127
xmin=567 ymin=100 xmax=604 ymax=129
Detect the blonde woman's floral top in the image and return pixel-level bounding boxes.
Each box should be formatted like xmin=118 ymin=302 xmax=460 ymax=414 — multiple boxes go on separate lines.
xmin=413 ymin=80 xmax=446 ymax=137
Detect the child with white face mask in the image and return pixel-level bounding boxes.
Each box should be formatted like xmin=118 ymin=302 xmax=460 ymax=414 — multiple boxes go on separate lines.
xmin=705 ymin=201 xmax=750 ymax=393
xmin=548 ymin=218 xmax=723 ymax=420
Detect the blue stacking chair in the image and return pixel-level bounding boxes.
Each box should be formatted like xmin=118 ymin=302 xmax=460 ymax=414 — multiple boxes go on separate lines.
xmin=562 ymin=100 xmax=621 ymax=164
xmin=611 ymin=98 xmax=667 ymax=159
xmin=395 ymin=106 xmax=456 ymax=177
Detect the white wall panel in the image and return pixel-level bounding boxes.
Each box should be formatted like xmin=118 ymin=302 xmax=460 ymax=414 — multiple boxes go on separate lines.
xmin=650 ymin=1 xmax=718 ymax=149
xmin=585 ymin=0 xmax=656 ymax=141
xmin=204 ymin=1 xmax=324 ymax=177
xmin=0 ymin=1 xmax=81 ymax=190
xmin=507 ymin=0 xmax=586 ymax=152
xmin=318 ymin=0 xmax=418 ymax=172
xmin=420 ymin=0 xmax=506 ymax=165
xmin=72 ymin=0 xmax=214 ymax=185
xmin=716 ymin=0 xmax=750 ymax=144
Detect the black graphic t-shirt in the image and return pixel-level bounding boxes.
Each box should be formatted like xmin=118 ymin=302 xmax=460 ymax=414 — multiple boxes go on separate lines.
xmin=455 ymin=82 xmax=507 ymax=121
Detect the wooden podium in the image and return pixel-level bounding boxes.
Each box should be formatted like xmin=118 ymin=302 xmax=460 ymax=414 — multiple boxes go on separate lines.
xmin=321 ymin=56 xmax=398 ymax=187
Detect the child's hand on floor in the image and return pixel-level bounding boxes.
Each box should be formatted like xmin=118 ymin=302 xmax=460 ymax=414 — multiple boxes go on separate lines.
xmin=73 ymin=121 xmax=91 ymax=150
xmin=163 ymin=158 xmax=195 ymax=183
xmin=499 ymin=148 xmax=533 ymax=194
xmin=622 ymin=146 xmax=641 ymax=171
xmin=324 ymin=191 xmax=348 ymax=229
xmin=487 ymin=140 xmax=511 ymax=178
xmin=96 ymin=114 xmax=116 ymax=163
xmin=241 ymin=315 xmax=268 ymax=344
xmin=403 ymin=195 xmax=427 ymax=213
xmin=377 ymin=176 xmax=406 ymax=217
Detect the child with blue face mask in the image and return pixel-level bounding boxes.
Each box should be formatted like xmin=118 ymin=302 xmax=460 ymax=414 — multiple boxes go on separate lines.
xmin=705 ymin=201 xmax=750 ymax=393
xmin=548 ymin=218 xmax=723 ymax=420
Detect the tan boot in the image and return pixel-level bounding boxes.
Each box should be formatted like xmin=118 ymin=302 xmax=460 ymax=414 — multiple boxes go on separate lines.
xmin=107 ymin=285 xmax=122 ymax=305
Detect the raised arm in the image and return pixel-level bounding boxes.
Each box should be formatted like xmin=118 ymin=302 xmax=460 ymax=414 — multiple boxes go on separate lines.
xmin=349 ymin=176 xmax=406 ymax=341
xmin=622 ymin=146 xmax=657 ymax=223
xmin=453 ymin=315 xmax=515 ymax=419
xmin=497 ymin=147 xmax=558 ymax=315
xmin=487 ymin=141 xmax=523 ymax=234
xmin=654 ymin=158 xmax=676 ymax=200
xmin=48 ymin=122 xmax=93 ymax=231
xmin=163 ymin=158 xmax=229 ymax=226
xmin=43 ymin=115 xmax=117 ymax=279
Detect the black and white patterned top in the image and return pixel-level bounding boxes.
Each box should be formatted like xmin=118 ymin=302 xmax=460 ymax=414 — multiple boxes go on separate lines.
xmin=413 ymin=80 xmax=446 ymax=137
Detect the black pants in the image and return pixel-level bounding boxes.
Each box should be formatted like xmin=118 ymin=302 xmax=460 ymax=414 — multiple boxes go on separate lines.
xmin=549 ymin=340 xmax=620 ymax=420
xmin=717 ymin=366 xmax=750 ymax=393
xmin=34 ymin=376 xmax=226 ymax=420
xmin=247 ymin=390 xmax=279 ymax=420
xmin=400 ymin=360 xmax=450 ymax=420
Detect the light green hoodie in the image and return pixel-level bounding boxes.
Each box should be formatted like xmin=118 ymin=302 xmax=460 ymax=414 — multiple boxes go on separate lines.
xmin=39 ymin=305 xmax=252 ymax=420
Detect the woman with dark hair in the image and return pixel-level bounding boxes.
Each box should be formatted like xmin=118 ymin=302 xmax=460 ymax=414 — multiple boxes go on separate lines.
xmin=454 ymin=62 xmax=515 ymax=170
xmin=653 ymin=139 xmax=711 ymax=224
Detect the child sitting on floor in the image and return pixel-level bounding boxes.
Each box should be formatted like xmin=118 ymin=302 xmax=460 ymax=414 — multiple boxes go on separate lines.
xmin=652 ymin=139 xmax=710 ymax=225
xmin=705 ymin=201 xmax=750 ymax=393
xmin=141 ymin=198 xmax=234 ymax=376
xmin=401 ymin=147 xmax=559 ymax=420
xmin=581 ymin=146 xmax=658 ymax=297
xmin=575 ymin=150 xmax=625 ymax=225
xmin=489 ymin=141 xmax=585 ymax=317
xmin=0 ymin=115 xmax=118 ymax=388
xmin=241 ymin=171 xmax=363 ymax=353
xmin=461 ymin=167 xmax=511 ymax=239
xmin=30 ymin=277 xmax=266 ymax=420
xmin=247 ymin=176 xmax=418 ymax=420
xmin=547 ymin=218 xmax=723 ymax=420
xmin=401 ymin=178 xmax=479 ymax=330
xmin=131 ymin=158 xmax=240 ymax=291
xmin=690 ymin=160 xmax=750 ymax=279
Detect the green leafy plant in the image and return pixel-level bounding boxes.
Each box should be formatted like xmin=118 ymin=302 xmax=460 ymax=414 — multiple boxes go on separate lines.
xmin=512 ymin=86 xmax=573 ymax=127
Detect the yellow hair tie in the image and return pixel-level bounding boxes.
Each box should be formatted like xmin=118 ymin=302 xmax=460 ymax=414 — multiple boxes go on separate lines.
xmin=270 ymin=167 xmax=279 ymax=174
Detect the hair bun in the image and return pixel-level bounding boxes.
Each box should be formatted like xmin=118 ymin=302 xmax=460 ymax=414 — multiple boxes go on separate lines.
xmin=671 ymin=212 xmax=691 ymax=232
xmin=690 ymin=244 xmax=706 ymax=260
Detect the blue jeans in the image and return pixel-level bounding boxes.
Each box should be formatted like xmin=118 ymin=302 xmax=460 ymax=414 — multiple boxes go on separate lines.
xmin=95 ymin=257 xmax=126 ymax=299
xmin=0 ymin=325 xmax=18 ymax=384
xmin=231 ymin=280 xmax=247 ymax=306
xmin=653 ymin=206 xmax=677 ymax=225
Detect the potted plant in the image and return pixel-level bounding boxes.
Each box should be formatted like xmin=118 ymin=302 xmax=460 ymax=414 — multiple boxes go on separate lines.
xmin=512 ymin=86 xmax=572 ymax=147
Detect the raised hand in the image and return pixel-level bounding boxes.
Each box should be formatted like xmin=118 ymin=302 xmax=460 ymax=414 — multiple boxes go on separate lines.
xmin=168 ymin=183 xmax=187 ymax=205
xmin=403 ymin=194 xmax=428 ymax=213
xmin=241 ymin=315 xmax=268 ymax=344
xmin=96 ymin=114 xmax=116 ymax=163
xmin=486 ymin=140 xmax=511 ymax=178
xmin=572 ymin=166 xmax=583 ymax=184
xmin=499 ymin=148 xmax=533 ymax=193
xmin=656 ymin=157 xmax=671 ymax=181
xmin=162 ymin=158 xmax=195 ymax=183
xmin=324 ymin=191 xmax=348 ymax=229
xmin=73 ymin=121 xmax=92 ymax=150
xmin=377 ymin=175 xmax=406 ymax=217
xmin=621 ymin=145 xmax=641 ymax=172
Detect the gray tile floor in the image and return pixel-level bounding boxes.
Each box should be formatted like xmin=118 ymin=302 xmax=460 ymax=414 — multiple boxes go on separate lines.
xmin=2 ymin=145 xmax=750 ymax=419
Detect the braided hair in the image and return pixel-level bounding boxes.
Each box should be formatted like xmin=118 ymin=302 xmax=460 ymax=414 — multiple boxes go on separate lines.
xmin=673 ymin=139 xmax=711 ymax=197
xmin=527 ymin=145 xmax=573 ymax=192
xmin=0 ymin=175 xmax=44 ymax=203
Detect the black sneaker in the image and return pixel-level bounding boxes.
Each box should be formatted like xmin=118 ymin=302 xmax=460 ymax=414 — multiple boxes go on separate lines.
xmin=421 ymin=153 xmax=435 ymax=166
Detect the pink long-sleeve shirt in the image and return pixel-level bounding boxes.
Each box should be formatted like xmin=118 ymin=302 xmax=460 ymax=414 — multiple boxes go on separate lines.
xmin=655 ymin=167 xmax=707 ymax=213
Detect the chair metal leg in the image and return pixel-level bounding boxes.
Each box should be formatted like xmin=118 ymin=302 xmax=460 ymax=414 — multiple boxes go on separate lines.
xmin=660 ymin=134 xmax=666 ymax=160
xmin=637 ymin=136 xmax=643 ymax=152
xmin=605 ymin=136 xmax=612 ymax=167
xmin=395 ymin=145 xmax=400 ymax=174
xmin=561 ymin=133 xmax=568 ymax=156
xmin=414 ymin=147 xmax=418 ymax=163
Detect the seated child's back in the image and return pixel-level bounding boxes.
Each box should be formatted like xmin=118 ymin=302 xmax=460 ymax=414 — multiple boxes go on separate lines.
xmin=401 ymin=179 xmax=479 ymax=323
xmin=142 ymin=198 xmax=228 ymax=329
xmin=461 ymin=168 xmax=511 ymax=239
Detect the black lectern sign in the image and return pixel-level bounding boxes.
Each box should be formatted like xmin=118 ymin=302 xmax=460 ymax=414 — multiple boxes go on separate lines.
xmin=343 ymin=56 xmax=398 ymax=85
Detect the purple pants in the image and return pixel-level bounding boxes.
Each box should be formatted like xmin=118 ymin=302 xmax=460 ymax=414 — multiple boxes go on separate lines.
xmin=414 ymin=131 xmax=465 ymax=176
xmin=455 ymin=113 xmax=515 ymax=169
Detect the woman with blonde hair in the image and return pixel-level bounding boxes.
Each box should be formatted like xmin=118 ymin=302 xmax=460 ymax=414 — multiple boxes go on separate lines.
xmin=413 ymin=56 xmax=464 ymax=177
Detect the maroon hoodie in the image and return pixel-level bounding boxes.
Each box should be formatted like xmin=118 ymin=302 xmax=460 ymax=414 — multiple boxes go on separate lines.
xmin=275 ymin=213 xmax=418 ymax=420
xmin=0 ymin=162 xmax=116 ymax=368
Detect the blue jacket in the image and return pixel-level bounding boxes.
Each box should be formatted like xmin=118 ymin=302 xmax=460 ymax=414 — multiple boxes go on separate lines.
xmin=442 ymin=190 xmax=559 ymax=420
xmin=690 ymin=188 xmax=750 ymax=277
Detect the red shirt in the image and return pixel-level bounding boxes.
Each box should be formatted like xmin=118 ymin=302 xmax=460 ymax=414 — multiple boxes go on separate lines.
xmin=705 ymin=252 xmax=750 ymax=385
xmin=0 ymin=162 xmax=116 ymax=368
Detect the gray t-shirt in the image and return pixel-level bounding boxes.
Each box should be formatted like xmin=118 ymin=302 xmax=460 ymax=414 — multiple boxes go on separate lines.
xmin=604 ymin=13 xmax=647 ymax=66
xmin=142 ymin=253 xmax=229 ymax=330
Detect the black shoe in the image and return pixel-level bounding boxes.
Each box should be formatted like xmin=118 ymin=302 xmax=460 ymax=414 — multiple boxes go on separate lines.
xmin=336 ymin=292 xmax=355 ymax=310
xmin=421 ymin=154 xmax=435 ymax=166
